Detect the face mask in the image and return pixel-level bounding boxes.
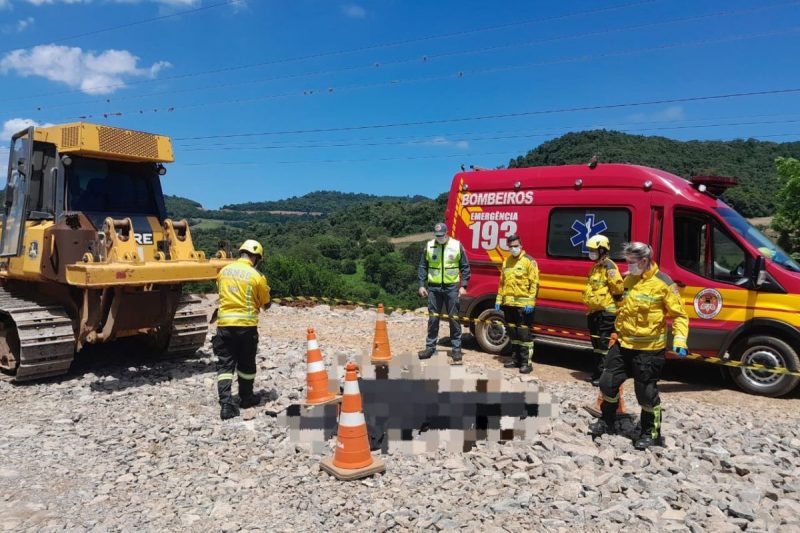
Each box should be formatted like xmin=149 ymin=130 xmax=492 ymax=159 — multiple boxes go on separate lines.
xmin=627 ymin=261 xmax=644 ymax=275
xmin=510 ymin=246 xmax=521 ymax=257
xmin=435 ymin=236 xmax=447 ymax=245
xmin=588 ymin=251 xmax=599 ymax=261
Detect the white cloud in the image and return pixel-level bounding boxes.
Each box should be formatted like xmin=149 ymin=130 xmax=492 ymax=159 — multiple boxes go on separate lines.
xmin=0 ymin=0 xmax=11 ymax=9
xmin=1 ymin=45 xmax=171 ymax=95
xmin=0 ymin=118 xmax=53 ymax=164
xmin=626 ymin=105 xmax=686 ymax=124
xmin=423 ymin=136 xmax=469 ymax=150
xmin=22 ymin=0 xmax=195 ymax=5
xmin=16 ymin=16 xmax=34 ymax=31
xmin=1 ymin=118 xmax=47 ymax=142
xmin=340 ymin=3 xmax=365 ymax=18
xmin=1 ymin=17 xmax=33 ymax=34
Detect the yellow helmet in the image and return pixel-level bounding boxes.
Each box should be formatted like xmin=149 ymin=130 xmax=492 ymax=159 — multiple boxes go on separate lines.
xmin=586 ymin=235 xmax=610 ymax=251
xmin=239 ymin=239 xmax=263 ymax=256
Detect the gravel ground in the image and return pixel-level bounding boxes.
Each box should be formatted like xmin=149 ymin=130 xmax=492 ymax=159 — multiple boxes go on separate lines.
xmin=2 ymin=304 xmax=800 ymax=532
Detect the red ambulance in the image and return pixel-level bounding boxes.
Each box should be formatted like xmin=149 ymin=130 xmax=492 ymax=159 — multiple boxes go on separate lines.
xmin=446 ymin=163 xmax=800 ymax=397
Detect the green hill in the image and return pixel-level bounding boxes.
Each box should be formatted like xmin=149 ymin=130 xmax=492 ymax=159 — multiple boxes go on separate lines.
xmin=508 ymin=130 xmax=800 ymax=218
xmin=221 ymin=190 xmax=431 ymax=213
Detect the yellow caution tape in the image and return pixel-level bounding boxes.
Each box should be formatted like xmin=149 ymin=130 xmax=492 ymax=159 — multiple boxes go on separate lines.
xmin=270 ymin=295 xmax=800 ymax=379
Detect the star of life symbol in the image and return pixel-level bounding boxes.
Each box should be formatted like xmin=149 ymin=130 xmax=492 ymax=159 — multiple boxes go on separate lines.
xmin=570 ymin=214 xmax=608 ymax=253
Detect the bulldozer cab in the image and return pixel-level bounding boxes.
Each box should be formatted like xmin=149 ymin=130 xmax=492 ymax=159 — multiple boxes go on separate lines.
xmin=1 ymin=125 xmax=169 ymax=258
xmin=0 ymin=122 xmax=230 ymax=382
xmin=64 ymin=154 xmax=167 ymax=240
xmin=1 ymin=127 xmax=38 ymax=257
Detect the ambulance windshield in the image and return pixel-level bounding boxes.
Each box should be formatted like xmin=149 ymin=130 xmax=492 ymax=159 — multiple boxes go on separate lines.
xmin=716 ymin=207 xmax=800 ymax=273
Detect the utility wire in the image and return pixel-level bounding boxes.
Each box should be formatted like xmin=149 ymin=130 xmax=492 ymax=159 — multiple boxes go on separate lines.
xmin=175 ymin=118 xmax=800 ymax=152
xmin=175 ymin=112 xmax=800 ymax=148
xmin=0 ymin=0 xmax=242 ymax=55
xmin=0 ymin=0 xmax=661 ymax=102
xmin=13 ymin=1 xmax=796 ymax=114
xmin=58 ymin=27 xmax=800 ymax=122
xmin=174 ymin=88 xmax=800 ymax=141
xmin=179 ymin=133 xmax=800 ymax=166
xmin=181 ymin=151 xmax=521 ymax=166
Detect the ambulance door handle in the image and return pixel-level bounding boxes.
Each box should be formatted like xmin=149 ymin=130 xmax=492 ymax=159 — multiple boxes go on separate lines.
xmin=674 ymin=279 xmax=686 ymax=288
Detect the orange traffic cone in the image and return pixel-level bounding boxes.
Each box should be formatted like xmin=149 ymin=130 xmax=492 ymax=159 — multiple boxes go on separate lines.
xmin=370 ymin=304 xmax=392 ymax=363
xmin=302 ymin=328 xmax=340 ymax=406
xmin=591 ymin=383 xmax=627 ymax=416
xmin=320 ymin=362 xmax=386 ymax=480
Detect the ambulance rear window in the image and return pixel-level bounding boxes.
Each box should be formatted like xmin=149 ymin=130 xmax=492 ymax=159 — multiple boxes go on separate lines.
xmin=547 ymin=208 xmax=631 ymax=260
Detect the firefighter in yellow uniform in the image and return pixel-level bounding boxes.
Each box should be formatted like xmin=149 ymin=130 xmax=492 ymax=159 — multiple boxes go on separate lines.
xmin=595 ymin=242 xmax=689 ymax=449
xmin=582 ymin=235 xmax=624 ymax=386
xmin=214 ymin=239 xmax=271 ymax=420
xmin=495 ymin=234 xmax=539 ymax=374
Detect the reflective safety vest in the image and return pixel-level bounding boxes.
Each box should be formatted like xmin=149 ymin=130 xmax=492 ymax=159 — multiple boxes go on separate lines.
xmin=426 ymin=238 xmax=462 ymax=285
xmin=495 ymin=252 xmax=539 ymax=307
xmin=217 ymin=258 xmax=271 ymax=327
xmin=615 ymin=262 xmax=689 ymax=351
xmin=582 ymin=258 xmax=624 ymax=313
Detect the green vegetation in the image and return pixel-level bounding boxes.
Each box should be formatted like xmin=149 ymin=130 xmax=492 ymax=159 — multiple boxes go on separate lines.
xmin=772 ymin=157 xmax=800 ymax=259
xmin=183 ymin=194 xmax=446 ymax=308
xmin=175 ymin=130 xmax=800 ymax=305
xmin=509 ymin=130 xmax=800 ymax=218
xmin=221 ymin=190 xmax=429 ymax=213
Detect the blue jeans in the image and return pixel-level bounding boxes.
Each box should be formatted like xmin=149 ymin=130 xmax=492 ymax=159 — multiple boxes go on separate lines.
xmin=426 ymin=285 xmax=461 ymax=350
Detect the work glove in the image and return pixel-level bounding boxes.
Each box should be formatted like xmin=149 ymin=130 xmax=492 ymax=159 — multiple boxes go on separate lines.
xmin=674 ymin=347 xmax=688 ymax=358
xmin=494 ymin=303 xmax=502 ymax=312
xmin=523 ymin=305 xmax=534 ymax=314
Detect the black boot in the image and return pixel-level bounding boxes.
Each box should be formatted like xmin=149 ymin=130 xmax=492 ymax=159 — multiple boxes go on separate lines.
xmin=589 ymin=419 xmax=613 ymax=439
xmin=600 ymin=400 xmax=618 ymax=432
xmin=634 ymin=407 xmax=664 ymax=450
xmin=418 ymin=347 xmax=436 ymax=360
xmin=238 ymin=379 xmax=260 ymax=408
xmin=220 ymin=402 xmax=240 ymax=420
xmin=451 ymin=349 xmax=463 ymax=363
xmin=504 ymin=348 xmax=520 ymax=368
xmin=239 ymin=392 xmax=262 ymax=409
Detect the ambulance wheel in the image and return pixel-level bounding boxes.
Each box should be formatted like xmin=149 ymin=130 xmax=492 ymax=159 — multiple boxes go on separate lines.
xmin=729 ymin=335 xmax=800 ymax=397
xmin=474 ymin=309 xmax=510 ymax=355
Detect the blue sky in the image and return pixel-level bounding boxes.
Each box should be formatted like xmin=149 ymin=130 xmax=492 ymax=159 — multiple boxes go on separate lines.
xmin=1 ymin=0 xmax=799 ymax=208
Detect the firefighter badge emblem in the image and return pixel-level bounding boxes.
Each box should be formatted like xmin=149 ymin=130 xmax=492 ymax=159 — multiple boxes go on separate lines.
xmin=693 ymin=288 xmax=723 ymax=319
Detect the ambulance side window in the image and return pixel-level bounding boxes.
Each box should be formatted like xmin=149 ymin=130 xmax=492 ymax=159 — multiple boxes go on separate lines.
xmin=674 ymin=211 xmax=748 ymax=284
xmin=547 ymin=207 xmax=631 ymax=259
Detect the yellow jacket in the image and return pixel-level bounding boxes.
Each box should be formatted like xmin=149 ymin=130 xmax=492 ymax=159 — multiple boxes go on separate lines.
xmin=615 ymin=262 xmax=689 ymax=351
xmin=217 ymin=258 xmax=271 ymax=327
xmin=495 ymin=252 xmax=539 ymax=307
xmin=582 ymin=258 xmax=624 ymax=313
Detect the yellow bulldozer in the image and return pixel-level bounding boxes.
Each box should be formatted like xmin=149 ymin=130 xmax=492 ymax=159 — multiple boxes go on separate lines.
xmin=0 ymin=122 xmax=231 ymax=380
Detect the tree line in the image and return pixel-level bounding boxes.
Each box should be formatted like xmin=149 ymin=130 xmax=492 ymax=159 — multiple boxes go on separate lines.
xmin=177 ymin=131 xmax=800 ymax=305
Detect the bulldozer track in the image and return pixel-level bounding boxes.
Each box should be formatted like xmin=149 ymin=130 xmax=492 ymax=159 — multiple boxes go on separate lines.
xmin=166 ymin=294 xmax=213 ymax=356
xmin=0 ymin=288 xmax=76 ymax=382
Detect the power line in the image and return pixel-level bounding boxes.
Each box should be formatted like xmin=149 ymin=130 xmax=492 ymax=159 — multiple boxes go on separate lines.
xmin=0 ymin=0 xmax=661 ymax=102
xmin=57 ymin=27 xmax=800 ymax=122
xmin=179 ymin=132 xmax=800 ymax=166
xmin=173 ymin=87 xmax=800 ymax=141
xmin=175 ymin=118 xmax=800 ymax=152
xmin=181 ymin=150 xmax=521 ymax=166
xmin=12 ymin=1 xmax=795 ymax=114
xmin=0 ymin=0 xmax=242 ymax=55
xmin=176 ymin=111 xmax=800 ymax=148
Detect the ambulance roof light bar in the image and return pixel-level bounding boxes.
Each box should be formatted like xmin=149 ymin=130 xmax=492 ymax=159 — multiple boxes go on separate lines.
xmin=690 ymin=175 xmax=738 ymax=198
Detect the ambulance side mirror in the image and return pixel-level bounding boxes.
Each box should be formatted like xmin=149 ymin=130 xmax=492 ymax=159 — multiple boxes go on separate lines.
xmin=750 ymin=255 xmax=767 ymax=289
